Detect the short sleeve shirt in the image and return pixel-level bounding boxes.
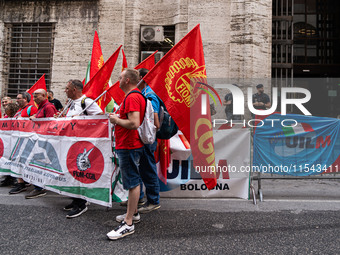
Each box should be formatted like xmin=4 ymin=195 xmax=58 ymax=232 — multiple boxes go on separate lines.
xmin=49 ymin=98 xmax=63 ymax=111
xmin=142 ymin=86 xmax=160 ymax=114
xmin=66 ymin=95 xmax=103 ymax=117
xmin=115 ymin=88 xmax=146 ymax=150
xmin=252 ymin=93 xmax=270 ymax=110
xmin=14 ymin=104 xmax=38 ymax=118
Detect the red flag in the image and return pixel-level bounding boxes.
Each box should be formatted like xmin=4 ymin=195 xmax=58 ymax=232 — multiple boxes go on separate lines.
xmin=104 ymin=50 xmax=159 ymax=106
xmin=27 ymin=74 xmax=47 ymax=105
xmin=105 ymin=81 xmax=125 ymax=106
xmin=83 ymin=45 xmax=122 ymax=111
xmin=90 ymin=31 xmax=104 ymax=79
xmin=122 ymin=49 xmax=128 ymax=71
xmin=155 ymin=139 xmax=171 ymax=184
xmin=135 ymin=50 xmax=157 ymax=70
xmin=142 ymin=25 xmax=217 ymax=189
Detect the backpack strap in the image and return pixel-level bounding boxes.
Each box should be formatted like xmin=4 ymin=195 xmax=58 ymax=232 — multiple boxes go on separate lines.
xmin=36 ymin=101 xmax=49 ymax=117
xmin=122 ymin=90 xmax=146 ymax=119
xmin=81 ymin=97 xmax=88 ymax=115
xmin=27 ymin=105 xmax=32 ymax=116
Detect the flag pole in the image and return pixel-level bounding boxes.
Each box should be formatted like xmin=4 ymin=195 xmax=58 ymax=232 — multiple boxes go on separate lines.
xmin=78 ymin=90 xmax=108 ymax=116
xmin=57 ymin=99 xmax=73 ymax=118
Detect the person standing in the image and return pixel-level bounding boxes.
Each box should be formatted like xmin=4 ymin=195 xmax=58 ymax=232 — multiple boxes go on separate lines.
xmin=107 ymin=68 xmax=146 ymax=240
xmin=2 ymin=97 xmax=13 ymax=118
xmin=135 ymin=68 xmax=161 ymax=214
xmin=223 ymin=84 xmax=242 ymax=121
xmin=9 ymin=92 xmax=37 ymax=194
xmin=252 ymin=84 xmax=271 ymax=118
xmin=0 ymin=102 xmax=19 ymax=187
xmin=25 ymin=89 xmax=57 ymax=199
xmin=62 ymin=79 xmax=103 ymax=218
xmin=48 ymin=90 xmax=63 ymax=111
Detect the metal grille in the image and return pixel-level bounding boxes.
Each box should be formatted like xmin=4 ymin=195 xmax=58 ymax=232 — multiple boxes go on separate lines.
xmin=272 ymin=0 xmax=294 ymax=83
xmin=4 ymin=23 xmax=55 ymax=98
xmin=140 ymin=25 xmax=175 ymax=63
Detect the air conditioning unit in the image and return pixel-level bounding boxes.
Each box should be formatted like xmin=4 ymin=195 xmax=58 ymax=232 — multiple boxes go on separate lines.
xmin=141 ymin=51 xmax=164 ymax=64
xmin=141 ymin=26 xmax=164 ymax=42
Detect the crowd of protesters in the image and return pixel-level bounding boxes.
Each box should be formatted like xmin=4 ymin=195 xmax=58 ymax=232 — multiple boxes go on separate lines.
xmin=0 ymin=68 xmax=162 ymax=240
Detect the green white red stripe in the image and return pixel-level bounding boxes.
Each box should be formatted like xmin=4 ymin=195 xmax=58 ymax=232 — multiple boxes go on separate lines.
xmin=282 ymin=122 xmax=314 ymax=136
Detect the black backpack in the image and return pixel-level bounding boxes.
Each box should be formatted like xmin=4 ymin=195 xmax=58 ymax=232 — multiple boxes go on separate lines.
xmin=81 ymin=97 xmax=88 ymax=115
xmin=155 ymin=96 xmax=178 ymax=140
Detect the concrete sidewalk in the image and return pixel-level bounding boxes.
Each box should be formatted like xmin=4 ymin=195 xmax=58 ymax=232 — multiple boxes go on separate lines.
xmin=1 ymin=178 xmax=340 ymax=212
xmin=1 ymin=179 xmax=340 ymax=255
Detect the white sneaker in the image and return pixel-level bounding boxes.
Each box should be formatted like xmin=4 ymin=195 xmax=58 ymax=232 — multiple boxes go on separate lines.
xmin=116 ymin=213 xmax=140 ymax=223
xmin=107 ymin=221 xmax=135 ymax=240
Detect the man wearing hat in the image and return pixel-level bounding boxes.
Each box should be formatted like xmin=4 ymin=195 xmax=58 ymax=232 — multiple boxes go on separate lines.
xmin=252 ymin=84 xmax=271 ymax=111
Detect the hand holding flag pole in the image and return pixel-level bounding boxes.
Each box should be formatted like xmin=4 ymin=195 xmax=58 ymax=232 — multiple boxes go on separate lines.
xmin=80 ymin=49 xmax=158 ymax=116
xmin=79 ymin=78 xmax=145 ymax=116
xmin=57 ymin=99 xmax=73 ymax=118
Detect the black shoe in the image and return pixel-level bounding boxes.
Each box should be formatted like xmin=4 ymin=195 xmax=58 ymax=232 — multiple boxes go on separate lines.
xmin=66 ymin=205 xmax=88 ymax=219
xmin=120 ymin=198 xmax=146 ymax=207
xmin=24 ymin=181 xmax=31 ymax=187
xmin=9 ymin=183 xmax=27 ymax=194
xmin=25 ymin=189 xmax=47 ymax=199
xmin=0 ymin=176 xmax=16 ymax=187
xmin=63 ymin=201 xmax=76 ymax=211
xmin=138 ymin=202 xmax=161 ymax=214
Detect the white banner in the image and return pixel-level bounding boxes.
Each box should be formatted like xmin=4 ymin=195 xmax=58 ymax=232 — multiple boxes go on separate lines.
xmin=158 ymin=129 xmax=250 ymax=199
xmin=0 ymin=116 xmax=113 ymax=207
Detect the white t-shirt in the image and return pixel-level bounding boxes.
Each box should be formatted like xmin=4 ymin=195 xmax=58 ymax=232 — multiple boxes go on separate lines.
xmin=66 ymin=95 xmax=103 ymax=117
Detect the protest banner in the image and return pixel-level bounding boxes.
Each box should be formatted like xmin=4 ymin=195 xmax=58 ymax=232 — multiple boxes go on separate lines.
xmin=0 ymin=116 xmax=113 ymax=207
xmin=253 ymin=114 xmax=340 ymax=176
xmin=113 ymin=129 xmax=250 ymax=201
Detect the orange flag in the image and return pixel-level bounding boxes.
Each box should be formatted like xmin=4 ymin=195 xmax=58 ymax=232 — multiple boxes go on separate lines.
xmin=142 ymin=24 xmax=217 ymax=189
xmin=27 ymin=74 xmax=47 ymax=106
xmin=122 ymin=49 xmax=128 ymax=71
xmin=83 ymin=45 xmax=122 ymax=111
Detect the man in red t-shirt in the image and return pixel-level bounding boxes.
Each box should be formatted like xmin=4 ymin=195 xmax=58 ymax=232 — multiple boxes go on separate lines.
xmin=107 ymin=68 xmax=146 ymax=240
xmin=8 ymin=92 xmax=38 ymax=194
xmin=25 ymin=89 xmax=57 ymax=199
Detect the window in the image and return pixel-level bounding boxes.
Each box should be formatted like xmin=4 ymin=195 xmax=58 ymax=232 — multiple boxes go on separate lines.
xmin=140 ymin=25 xmax=175 ymax=63
xmin=4 ymin=23 xmax=55 ymax=97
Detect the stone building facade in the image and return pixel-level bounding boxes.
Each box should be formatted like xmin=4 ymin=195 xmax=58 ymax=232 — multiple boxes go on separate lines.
xmin=0 ymin=0 xmax=272 ymax=116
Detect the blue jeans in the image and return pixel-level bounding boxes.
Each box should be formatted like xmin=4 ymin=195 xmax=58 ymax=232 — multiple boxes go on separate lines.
xmin=34 ymin=185 xmax=43 ymax=191
xmin=139 ymin=140 xmax=160 ymax=205
xmin=116 ymin=147 xmax=144 ymax=190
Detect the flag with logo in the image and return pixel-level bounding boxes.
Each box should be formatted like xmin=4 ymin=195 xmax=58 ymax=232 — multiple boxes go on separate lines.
xmin=142 ymin=24 xmax=217 ymax=189
xmin=27 ymin=74 xmax=47 ymax=106
xmin=83 ymin=45 xmax=122 ymax=111
xmin=84 ymin=31 xmax=105 ymax=84
xmin=254 ymin=114 xmax=340 ymax=176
